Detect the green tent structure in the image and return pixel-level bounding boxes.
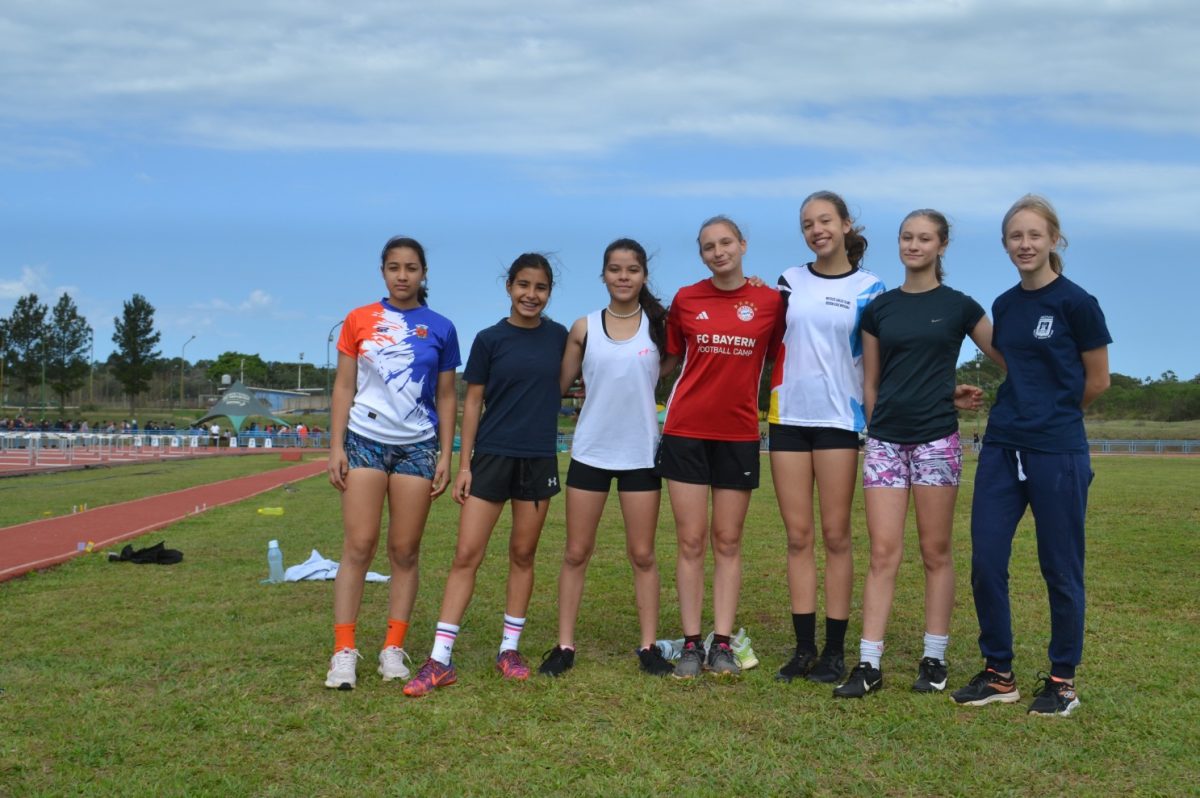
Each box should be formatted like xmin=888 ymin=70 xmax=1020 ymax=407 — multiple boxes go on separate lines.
xmin=195 ymin=381 xmax=290 ymax=433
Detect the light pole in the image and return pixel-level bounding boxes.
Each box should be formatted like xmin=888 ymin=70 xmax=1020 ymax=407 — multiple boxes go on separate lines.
xmin=88 ymin=327 xmax=95 ymax=405
xmin=297 ymin=352 xmax=304 ymax=390
xmin=325 ymin=321 xmax=343 ymax=433
xmin=180 ymin=335 xmax=196 ymax=408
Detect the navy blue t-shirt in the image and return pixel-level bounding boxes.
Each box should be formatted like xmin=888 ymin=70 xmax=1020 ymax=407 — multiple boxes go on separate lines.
xmin=861 ymin=284 xmax=985 ymax=444
xmin=985 ymin=275 xmax=1112 ymax=454
xmin=464 ymin=317 xmax=569 ymax=458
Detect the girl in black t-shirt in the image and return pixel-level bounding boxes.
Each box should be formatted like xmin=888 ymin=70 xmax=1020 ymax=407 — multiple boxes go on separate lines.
xmin=834 ymin=209 xmax=1001 ymax=698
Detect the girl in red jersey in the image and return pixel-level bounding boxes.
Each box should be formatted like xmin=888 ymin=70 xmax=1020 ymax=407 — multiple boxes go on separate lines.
xmin=324 ymin=236 xmax=460 ymax=690
xmin=656 ymin=216 xmax=784 ymax=678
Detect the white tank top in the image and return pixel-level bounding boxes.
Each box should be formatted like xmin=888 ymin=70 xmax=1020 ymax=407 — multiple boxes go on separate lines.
xmin=571 ymin=309 xmax=660 ymax=470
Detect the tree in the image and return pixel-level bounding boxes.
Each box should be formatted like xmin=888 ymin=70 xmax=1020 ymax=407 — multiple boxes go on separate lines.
xmin=205 ymin=351 xmax=268 ymax=386
xmin=111 ymin=294 xmax=161 ymax=413
xmin=45 ymin=293 xmax=92 ymax=409
xmin=1 ymin=294 xmax=49 ymax=404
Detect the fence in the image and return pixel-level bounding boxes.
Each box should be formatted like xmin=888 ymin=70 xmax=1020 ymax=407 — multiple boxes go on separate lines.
xmin=0 ymin=430 xmax=332 ymax=471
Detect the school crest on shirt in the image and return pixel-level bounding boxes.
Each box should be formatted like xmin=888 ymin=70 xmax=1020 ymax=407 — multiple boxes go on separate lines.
xmin=734 ymin=301 xmax=757 ymax=322
xmin=414 ymin=324 xmax=429 ymax=339
xmin=1034 ymin=316 xmax=1054 ymax=339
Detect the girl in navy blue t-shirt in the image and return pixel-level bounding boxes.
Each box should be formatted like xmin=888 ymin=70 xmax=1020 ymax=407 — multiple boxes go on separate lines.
xmin=951 ymin=195 xmax=1112 ymax=717
xmin=404 ymin=253 xmax=568 ymax=696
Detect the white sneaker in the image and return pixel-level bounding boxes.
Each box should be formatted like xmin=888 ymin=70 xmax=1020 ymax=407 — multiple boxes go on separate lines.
xmin=325 ymin=648 xmax=361 ymax=690
xmin=378 ymin=646 xmax=412 ymax=681
xmin=732 ymin=628 xmax=759 ymax=670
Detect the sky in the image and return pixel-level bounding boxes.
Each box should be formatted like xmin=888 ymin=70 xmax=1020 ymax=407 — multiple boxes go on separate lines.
xmin=2 ymin=0 xmax=1198 ymax=382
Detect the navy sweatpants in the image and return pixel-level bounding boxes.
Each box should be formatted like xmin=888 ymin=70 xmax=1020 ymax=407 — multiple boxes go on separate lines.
xmin=970 ymin=445 xmax=1092 ymax=679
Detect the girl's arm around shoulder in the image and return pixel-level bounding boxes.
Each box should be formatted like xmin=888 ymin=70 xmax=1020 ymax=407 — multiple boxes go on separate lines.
xmin=559 ymin=316 xmax=587 ymax=395
xmin=968 ymin=315 xmax=1006 ymax=372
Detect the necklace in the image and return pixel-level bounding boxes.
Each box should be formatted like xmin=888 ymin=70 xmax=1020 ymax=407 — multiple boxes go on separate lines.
xmin=606 ymin=304 xmax=642 ymax=319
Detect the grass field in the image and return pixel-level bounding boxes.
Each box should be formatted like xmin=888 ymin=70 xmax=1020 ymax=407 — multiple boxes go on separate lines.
xmin=1 ymin=455 xmax=1197 ymax=796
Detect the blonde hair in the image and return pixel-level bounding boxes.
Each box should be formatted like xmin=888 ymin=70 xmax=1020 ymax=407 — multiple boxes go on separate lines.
xmin=1002 ymin=194 xmax=1067 ymax=274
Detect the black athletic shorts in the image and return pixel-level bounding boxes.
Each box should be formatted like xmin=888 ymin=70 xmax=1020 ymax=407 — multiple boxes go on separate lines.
xmin=655 ymin=434 xmax=760 ymax=490
xmin=768 ymin=423 xmax=861 ymax=452
xmin=469 ymin=453 xmax=561 ymax=502
xmin=566 ymin=458 xmax=661 ymax=493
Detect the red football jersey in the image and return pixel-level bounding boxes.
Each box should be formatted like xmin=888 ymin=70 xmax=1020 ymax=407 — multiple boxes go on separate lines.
xmin=663 ymin=279 xmax=784 ymax=441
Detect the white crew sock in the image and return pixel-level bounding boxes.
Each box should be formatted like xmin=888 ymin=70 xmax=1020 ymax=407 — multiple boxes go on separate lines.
xmin=923 ymin=632 xmax=949 ymax=663
xmin=431 ymin=621 xmax=459 ymax=665
xmin=500 ymin=614 xmax=525 ymax=653
xmin=859 ymin=638 xmax=884 ymax=669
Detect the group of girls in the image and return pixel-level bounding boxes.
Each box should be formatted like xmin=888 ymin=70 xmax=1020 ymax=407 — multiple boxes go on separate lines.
xmin=324 ymin=192 xmax=1110 ymax=717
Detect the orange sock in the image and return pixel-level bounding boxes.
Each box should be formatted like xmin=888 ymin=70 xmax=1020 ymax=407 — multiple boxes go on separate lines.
xmin=384 ymin=618 xmax=409 ymax=650
xmin=334 ymin=622 xmax=356 ymax=653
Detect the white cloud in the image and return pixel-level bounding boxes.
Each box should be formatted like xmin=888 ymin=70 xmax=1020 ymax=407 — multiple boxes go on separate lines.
xmin=191 ymin=289 xmax=276 ymax=313
xmin=0 ymin=266 xmax=48 ymax=300
xmin=641 ymin=159 xmax=1200 ymax=231
xmin=2 ymin=1 xmax=1197 ymax=156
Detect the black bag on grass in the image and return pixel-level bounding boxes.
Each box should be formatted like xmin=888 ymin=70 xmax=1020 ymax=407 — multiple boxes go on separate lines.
xmin=108 ymin=541 xmax=184 ymax=565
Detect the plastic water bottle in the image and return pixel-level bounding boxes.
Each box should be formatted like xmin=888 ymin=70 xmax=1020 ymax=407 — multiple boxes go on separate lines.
xmin=267 ymin=539 xmax=285 ymax=584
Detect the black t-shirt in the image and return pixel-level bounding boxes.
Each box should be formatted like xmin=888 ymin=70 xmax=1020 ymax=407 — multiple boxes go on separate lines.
xmin=464 ymin=317 xmax=569 ymax=458
xmin=861 ymin=284 xmax=984 ymax=444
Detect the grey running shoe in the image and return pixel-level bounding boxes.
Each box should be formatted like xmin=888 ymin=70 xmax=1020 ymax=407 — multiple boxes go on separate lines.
xmin=705 ymin=642 xmax=741 ymax=676
xmin=672 ymin=642 xmax=705 ymax=679
xmin=912 ymin=656 xmax=948 ymax=693
xmin=1027 ymin=674 xmax=1080 ymax=717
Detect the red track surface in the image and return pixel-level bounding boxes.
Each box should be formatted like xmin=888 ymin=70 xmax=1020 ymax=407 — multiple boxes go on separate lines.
xmin=0 ymin=458 xmax=328 ymax=582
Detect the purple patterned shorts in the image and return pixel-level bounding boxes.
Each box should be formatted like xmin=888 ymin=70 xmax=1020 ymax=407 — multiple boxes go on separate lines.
xmin=862 ymin=432 xmax=962 ymax=489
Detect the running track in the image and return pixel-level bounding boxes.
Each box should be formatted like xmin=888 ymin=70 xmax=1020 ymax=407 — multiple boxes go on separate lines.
xmin=0 ymin=457 xmax=328 ymax=582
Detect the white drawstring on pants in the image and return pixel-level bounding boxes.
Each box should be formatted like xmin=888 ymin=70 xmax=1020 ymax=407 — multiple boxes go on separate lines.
xmin=1015 ymin=451 xmax=1027 ymax=482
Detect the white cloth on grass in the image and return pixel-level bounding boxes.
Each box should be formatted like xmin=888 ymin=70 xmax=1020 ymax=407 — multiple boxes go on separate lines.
xmin=283 ymin=549 xmax=389 ymax=582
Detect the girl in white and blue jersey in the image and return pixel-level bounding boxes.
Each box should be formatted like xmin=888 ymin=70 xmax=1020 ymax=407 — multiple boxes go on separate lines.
xmin=324 ymin=236 xmax=461 ymax=690
xmin=769 ymin=191 xmax=885 ymax=685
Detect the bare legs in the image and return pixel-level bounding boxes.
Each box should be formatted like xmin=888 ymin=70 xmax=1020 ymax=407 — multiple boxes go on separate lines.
xmin=555 ymin=487 xmax=662 ymax=649
xmin=861 ymin=485 xmax=958 ymax=642
xmin=438 ymin=496 xmax=551 ymax=626
xmin=333 ymin=470 xmax=433 ymax=625
xmin=770 ymin=449 xmax=859 ymax=621
xmin=668 ymin=481 xmax=752 ymax=637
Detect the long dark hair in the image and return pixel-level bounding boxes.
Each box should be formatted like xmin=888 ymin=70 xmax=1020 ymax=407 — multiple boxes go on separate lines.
xmin=380 ymin=235 xmax=428 ymax=305
xmin=602 ymin=238 xmax=667 ymax=354
xmin=802 ymin=191 xmax=868 ymax=268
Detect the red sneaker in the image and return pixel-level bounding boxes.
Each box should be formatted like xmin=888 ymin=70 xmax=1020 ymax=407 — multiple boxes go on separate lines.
xmin=402 ymin=657 xmax=457 ymax=697
xmin=495 ymin=649 xmax=530 ymax=680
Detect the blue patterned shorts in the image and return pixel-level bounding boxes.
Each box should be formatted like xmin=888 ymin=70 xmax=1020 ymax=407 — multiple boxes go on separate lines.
xmin=863 ymin=432 xmax=962 ymax=489
xmin=344 ymin=428 xmax=438 ymax=479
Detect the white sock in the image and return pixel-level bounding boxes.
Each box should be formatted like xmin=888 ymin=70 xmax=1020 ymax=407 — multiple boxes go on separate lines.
xmin=923 ymin=632 xmax=949 ymax=663
xmin=431 ymin=621 xmax=459 ymax=665
xmin=859 ymin=638 xmax=884 ymax=669
xmin=500 ymin=614 xmax=525 ymax=653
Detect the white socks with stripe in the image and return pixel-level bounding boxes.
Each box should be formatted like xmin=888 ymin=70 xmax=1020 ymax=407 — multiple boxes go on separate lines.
xmin=500 ymin=614 xmax=525 ymax=653
xmin=431 ymin=622 xmax=459 ymax=665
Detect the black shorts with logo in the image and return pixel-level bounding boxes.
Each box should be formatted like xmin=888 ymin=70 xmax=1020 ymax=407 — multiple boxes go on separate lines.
xmin=655 ymin=434 xmax=760 ymax=490
xmin=469 ymin=453 xmax=561 ymax=502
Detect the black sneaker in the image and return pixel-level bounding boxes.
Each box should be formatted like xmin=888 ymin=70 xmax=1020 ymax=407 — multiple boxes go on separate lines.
xmin=705 ymin=642 xmax=741 ymax=676
xmin=912 ymin=656 xmax=949 ymax=693
xmin=637 ymin=645 xmax=675 ymax=676
xmin=775 ymin=647 xmax=817 ymax=682
xmin=537 ymin=645 xmax=575 ymax=677
xmin=1027 ymin=674 xmax=1080 ymax=717
xmin=805 ymin=651 xmax=845 ymax=683
xmin=950 ymin=668 xmax=1021 ymax=706
xmin=833 ymin=662 xmax=883 ymax=698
